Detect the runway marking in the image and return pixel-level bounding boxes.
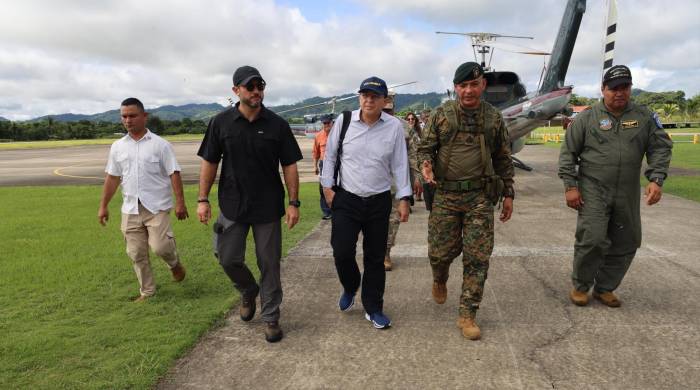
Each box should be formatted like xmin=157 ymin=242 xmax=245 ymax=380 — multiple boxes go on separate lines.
xmin=53 ymin=160 xmax=104 ymax=180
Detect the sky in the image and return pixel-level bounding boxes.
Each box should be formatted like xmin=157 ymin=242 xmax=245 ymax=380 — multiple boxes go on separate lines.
xmin=0 ymin=0 xmax=698 ymax=120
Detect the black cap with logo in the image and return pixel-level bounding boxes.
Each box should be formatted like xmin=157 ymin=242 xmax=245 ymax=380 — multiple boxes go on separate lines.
xmin=602 ymin=65 xmax=632 ymax=88
xmin=233 ymin=65 xmax=265 ymax=86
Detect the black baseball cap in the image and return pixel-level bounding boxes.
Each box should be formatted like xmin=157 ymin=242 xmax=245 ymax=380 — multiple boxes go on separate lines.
xmin=319 ymin=113 xmax=334 ymax=123
xmin=233 ymin=65 xmax=265 ymax=86
xmin=603 ymin=65 xmax=632 ymax=88
xmin=358 ymin=76 xmax=388 ymax=97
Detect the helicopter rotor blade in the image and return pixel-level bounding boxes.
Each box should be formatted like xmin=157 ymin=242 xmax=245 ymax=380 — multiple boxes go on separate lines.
xmin=485 ymin=41 xmax=549 ymax=55
xmin=388 ymin=81 xmax=418 ymax=89
xmin=275 ymin=100 xmax=332 ymax=115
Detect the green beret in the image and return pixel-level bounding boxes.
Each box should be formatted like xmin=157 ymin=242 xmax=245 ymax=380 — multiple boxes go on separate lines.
xmin=453 ymin=62 xmax=484 ymax=84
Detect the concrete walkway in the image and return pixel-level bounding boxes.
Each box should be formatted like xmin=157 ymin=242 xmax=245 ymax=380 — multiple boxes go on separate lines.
xmin=158 ymin=146 xmax=700 ymax=390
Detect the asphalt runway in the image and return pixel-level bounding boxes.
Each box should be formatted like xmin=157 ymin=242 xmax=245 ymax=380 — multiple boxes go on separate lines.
xmin=0 ymin=137 xmax=318 ymax=186
xmin=158 ymin=145 xmax=700 ymax=389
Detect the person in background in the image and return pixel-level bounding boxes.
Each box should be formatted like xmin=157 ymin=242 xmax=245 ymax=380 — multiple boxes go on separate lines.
xmin=313 ymin=113 xmax=334 ymax=220
xmin=98 ymin=97 xmax=188 ymax=302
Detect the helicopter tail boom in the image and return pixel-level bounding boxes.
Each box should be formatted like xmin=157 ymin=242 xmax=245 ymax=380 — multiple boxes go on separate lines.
xmin=539 ymin=0 xmax=586 ymax=93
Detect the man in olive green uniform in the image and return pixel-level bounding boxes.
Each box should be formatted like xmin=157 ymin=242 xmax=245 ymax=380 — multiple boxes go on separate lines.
xmin=384 ymin=91 xmax=422 ymax=271
xmin=418 ymin=62 xmax=515 ymax=340
xmin=558 ymin=65 xmax=672 ymax=308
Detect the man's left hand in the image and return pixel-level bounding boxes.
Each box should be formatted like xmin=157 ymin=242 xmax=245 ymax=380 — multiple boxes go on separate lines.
xmin=645 ymin=182 xmax=663 ymax=205
xmin=285 ymin=205 xmax=300 ymax=229
xmin=398 ymin=200 xmax=410 ymax=222
xmin=500 ymin=197 xmax=513 ymax=222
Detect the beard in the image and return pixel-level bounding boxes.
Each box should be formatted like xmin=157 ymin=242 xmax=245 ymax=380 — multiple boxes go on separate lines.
xmin=241 ymin=94 xmax=263 ymax=109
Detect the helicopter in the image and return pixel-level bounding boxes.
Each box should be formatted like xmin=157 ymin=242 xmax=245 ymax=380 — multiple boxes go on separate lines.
xmin=438 ymin=0 xmax=586 ymax=170
xmin=271 ymin=81 xmax=418 ymax=138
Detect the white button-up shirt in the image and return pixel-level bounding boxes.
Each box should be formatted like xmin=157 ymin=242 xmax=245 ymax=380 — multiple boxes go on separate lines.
xmin=320 ymin=110 xmax=411 ymax=199
xmin=105 ymin=130 xmax=181 ymax=214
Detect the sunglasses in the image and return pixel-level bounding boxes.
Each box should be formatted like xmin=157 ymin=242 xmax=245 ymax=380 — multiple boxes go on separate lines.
xmin=407 ymin=117 xmax=416 ymax=121
xmin=243 ymin=81 xmax=266 ymax=92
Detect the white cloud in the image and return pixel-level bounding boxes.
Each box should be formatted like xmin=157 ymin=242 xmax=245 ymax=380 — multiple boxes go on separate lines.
xmin=0 ymin=0 xmax=698 ymax=120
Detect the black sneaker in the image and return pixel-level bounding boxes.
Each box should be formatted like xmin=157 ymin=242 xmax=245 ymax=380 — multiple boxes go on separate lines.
xmin=264 ymin=321 xmax=284 ymax=343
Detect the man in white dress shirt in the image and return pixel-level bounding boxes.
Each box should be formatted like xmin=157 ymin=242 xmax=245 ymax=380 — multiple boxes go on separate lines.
xmin=320 ymin=77 xmax=412 ymax=329
xmin=98 ymin=98 xmax=188 ymax=302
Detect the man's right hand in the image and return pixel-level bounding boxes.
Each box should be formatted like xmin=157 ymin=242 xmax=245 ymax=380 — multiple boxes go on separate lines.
xmin=98 ymin=207 xmax=109 ymax=226
xmin=197 ymin=202 xmax=212 ymax=225
xmin=323 ymin=187 xmax=336 ymax=207
xmin=565 ymin=187 xmax=584 ymax=210
xmin=421 ymin=161 xmax=436 ymax=185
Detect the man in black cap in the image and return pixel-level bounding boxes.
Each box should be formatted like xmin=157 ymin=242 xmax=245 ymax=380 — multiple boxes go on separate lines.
xmin=559 ymin=64 xmax=672 ymax=308
xmin=417 ymin=62 xmax=515 ymax=340
xmin=196 ymin=65 xmax=303 ymax=342
xmin=320 ymin=76 xmax=412 ymax=330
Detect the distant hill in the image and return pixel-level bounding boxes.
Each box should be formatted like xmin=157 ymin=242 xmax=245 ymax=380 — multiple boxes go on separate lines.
xmin=30 ymin=103 xmax=228 ymax=123
xmin=23 ymin=92 xmax=446 ymax=123
xmin=0 ymin=116 xmax=8 ymax=122
xmin=271 ymin=92 xmax=446 ymax=119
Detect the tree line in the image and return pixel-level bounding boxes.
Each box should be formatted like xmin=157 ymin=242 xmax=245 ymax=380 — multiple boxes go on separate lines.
xmin=0 ymin=116 xmax=208 ymax=142
xmin=570 ymin=91 xmax=700 ymax=121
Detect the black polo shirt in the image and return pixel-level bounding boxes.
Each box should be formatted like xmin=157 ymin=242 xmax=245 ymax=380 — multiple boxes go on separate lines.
xmin=197 ymin=103 xmax=302 ymax=223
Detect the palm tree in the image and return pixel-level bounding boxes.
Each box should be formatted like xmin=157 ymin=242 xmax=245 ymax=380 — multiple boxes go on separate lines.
xmin=659 ymin=103 xmax=680 ymax=121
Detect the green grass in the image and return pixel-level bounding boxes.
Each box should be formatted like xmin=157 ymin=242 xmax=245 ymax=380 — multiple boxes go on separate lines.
xmin=0 ymin=183 xmax=321 ymax=389
xmin=536 ymin=143 xmax=700 ymax=202
xmin=0 ymin=134 xmax=204 ymax=150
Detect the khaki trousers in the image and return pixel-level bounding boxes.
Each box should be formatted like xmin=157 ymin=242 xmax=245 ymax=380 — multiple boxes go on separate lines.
xmin=121 ymin=203 xmax=180 ymax=296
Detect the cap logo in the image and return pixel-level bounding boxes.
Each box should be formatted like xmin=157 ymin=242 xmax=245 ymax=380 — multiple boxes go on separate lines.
xmin=473 ymin=68 xmax=479 ymax=78
xmin=363 ymin=81 xmax=382 ymax=87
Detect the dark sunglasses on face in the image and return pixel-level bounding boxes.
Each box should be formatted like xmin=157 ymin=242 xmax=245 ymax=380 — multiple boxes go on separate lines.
xmin=407 ymin=117 xmax=415 ymax=121
xmin=243 ymin=81 xmax=266 ymax=92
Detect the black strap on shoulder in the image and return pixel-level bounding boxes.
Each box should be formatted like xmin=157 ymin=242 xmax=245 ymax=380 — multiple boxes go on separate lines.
xmin=333 ymin=111 xmax=352 ymax=188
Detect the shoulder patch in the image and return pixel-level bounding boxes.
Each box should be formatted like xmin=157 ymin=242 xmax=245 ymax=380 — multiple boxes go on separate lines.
xmin=652 ymin=112 xmax=664 ymax=129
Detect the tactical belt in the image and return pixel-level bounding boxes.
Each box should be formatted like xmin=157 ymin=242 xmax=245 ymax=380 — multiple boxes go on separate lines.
xmin=437 ymin=179 xmax=483 ymax=191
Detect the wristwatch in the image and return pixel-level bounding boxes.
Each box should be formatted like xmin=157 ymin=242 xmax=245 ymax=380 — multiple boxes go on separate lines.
xmin=651 ymin=177 xmax=664 ymax=187
xmin=289 ymin=200 xmax=301 ymax=207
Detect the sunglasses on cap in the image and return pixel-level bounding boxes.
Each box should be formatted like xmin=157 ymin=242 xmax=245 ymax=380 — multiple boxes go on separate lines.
xmin=242 ymin=81 xmax=266 ymax=92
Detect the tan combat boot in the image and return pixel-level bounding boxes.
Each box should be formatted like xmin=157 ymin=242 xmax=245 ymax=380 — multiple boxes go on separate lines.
xmin=384 ymin=252 xmax=392 ymax=271
xmin=593 ymin=291 xmax=621 ymax=307
xmin=432 ymin=281 xmax=447 ymax=304
xmin=457 ymin=316 xmax=481 ymax=340
xmin=569 ymin=289 xmax=589 ymax=306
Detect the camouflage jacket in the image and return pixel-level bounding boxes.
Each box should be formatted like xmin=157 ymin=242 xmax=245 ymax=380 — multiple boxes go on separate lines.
xmin=417 ymin=100 xmax=514 ymax=193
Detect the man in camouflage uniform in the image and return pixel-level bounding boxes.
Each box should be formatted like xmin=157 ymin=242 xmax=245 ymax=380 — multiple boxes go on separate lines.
xmin=417 ymin=62 xmax=515 ymax=340
xmin=559 ymin=65 xmax=672 ymax=308
xmin=384 ymin=91 xmax=422 ymax=271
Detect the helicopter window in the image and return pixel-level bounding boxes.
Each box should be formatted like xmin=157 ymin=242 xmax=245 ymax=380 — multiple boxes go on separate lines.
xmin=484 ymin=85 xmax=512 ymax=105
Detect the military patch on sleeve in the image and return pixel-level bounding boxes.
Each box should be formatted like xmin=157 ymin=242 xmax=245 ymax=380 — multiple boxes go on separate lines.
xmin=652 ymin=112 xmax=663 ymax=129
xmin=621 ymin=120 xmax=638 ymax=129
xmin=599 ymin=119 xmax=612 ymax=131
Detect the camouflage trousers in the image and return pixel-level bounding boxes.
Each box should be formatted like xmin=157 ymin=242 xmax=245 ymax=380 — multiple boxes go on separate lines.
xmin=428 ymin=189 xmax=494 ymax=318
xmin=386 ymin=197 xmax=400 ymax=250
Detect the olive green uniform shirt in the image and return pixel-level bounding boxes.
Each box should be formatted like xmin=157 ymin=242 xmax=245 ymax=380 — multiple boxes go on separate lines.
xmin=558 ymin=101 xmax=672 ymax=190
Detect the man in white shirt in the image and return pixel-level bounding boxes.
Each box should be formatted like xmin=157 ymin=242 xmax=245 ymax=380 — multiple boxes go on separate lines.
xmin=320 ymin=76 xmax=412 ymax=329
xmin=98 ymin=98 xmax=189 ymax=302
